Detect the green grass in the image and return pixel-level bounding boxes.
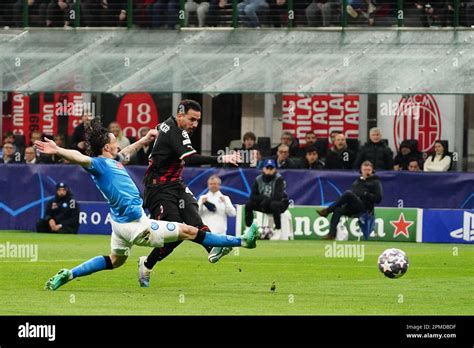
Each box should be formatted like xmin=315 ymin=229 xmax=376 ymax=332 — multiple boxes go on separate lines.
xmin=0 ymin=231 xmax=473 ymax=315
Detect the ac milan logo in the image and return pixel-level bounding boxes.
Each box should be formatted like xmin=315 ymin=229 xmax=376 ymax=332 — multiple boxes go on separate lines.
xmin=393 ymin=94 xmax=442 ymax=153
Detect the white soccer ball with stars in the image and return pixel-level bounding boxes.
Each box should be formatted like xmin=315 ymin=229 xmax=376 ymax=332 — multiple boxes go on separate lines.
xmin=378 ymin=248 xmax=409 ymax=279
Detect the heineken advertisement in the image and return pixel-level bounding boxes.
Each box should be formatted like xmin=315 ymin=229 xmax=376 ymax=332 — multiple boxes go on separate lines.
xmin=237 ymin=205 xmax=420 ymax=242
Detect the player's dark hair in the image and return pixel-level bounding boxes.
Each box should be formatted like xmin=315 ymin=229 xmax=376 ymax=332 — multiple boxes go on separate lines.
xmin=85 ymin=119 xmax=110 ymax=157
xmin=177 ymin=99 xmax=201 ymax=115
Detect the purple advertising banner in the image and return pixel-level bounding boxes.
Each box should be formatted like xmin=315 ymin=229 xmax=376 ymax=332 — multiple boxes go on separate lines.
xmin=0 ymin=164 xmax=473 ymax=232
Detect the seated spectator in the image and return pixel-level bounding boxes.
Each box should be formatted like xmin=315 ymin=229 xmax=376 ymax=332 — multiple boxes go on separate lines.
xmin=302 ymin=146 xmax=325 ymax=169
xmin=297 ymin=131 xmax=317 ymax=158
xmin=327 ymin=130 xmax=341 ymax=151
xmin=24 ymin=146 xmax=41 ymax=164
xmin=36 ymin=182 xmax=80 ymax=234
xmin=185 ymin=0 xmax=226 ymax=26
xmin=29 ymin=130 xmax=44 ymax=146
xmin=81 ymin=1 xmax=127 ymax=27
xmin=325 ymin=133 xmax=355 ymax=170
xmin=268 ymin=0 xmax=286 ymax=27
xmin=108 ymin=121 xmax=130 ymax=151
xmin=354 ymin=127 xmax=393 ymax=170
xmin=238 ymin=0 xmax=269 ymax=27
xmin=130 ymin=127 xmax=153 ymax=165
xmin=1 ymin=132 xmax=18 ymax=154
xmin=239 ymin=131 xmax=258 ymax=168
xmin=393 ymin=140 xmax=422 ymax=171
xmin=407 ymin=158 xmax=422 ymax=172
xmin=306 ymin=0 xmax=332 ymax=26
xmin=271 ymin=131 xmax=299 ymax=157
xmin=45 ymin=0 xmax=74 ymax=28
xmin=346 ymin=0 xmax=377 ymax=25
xmin=424 ymin=140 xmax=452 ymax=172
xmin=71 ymin=113 xmax=94 ymax=154
xmin=273 ymin=144 xmax=299 ymax=169
xmin=0 ymin=143 xmax=22 ymax=164
xmin=244 ymin=159 xmax=290 ymax=238
xmin=48 ymin=134 xmax=67 ymax=163
xmin=152 ymin=0 xmax=179 ymax=28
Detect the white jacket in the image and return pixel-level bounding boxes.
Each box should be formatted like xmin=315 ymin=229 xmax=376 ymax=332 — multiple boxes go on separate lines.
xmin=198 ymin=191 xmax=236 ymax=234
xmin=424 ymin=155 xmax=451 ymax=172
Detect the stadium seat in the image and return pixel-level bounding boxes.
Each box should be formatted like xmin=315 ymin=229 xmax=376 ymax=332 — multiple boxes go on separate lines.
xmin=229 ymin=139 xmax=241 ymax=150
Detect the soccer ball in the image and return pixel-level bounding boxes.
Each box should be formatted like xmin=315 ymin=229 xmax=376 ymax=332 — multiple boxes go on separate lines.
xmin=378 ymin=248 xmax=409 ymax=279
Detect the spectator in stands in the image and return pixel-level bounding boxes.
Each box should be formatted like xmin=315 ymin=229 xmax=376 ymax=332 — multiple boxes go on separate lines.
xmin=152 ymin=0 xmax=179 ymax=28
xmin=45 ymin=0 xmax=73 ymax=28
xmin=306 ymin=0 xmax=332 ymax=26
xmin=24 ymin=146 xmax=40 ymax=164
xmin=36 ymin=182 xmax=80 ymax=234
xmin=346 ymin=0 xmax=377 ymax=25
xmin=71 ymin=113 xmax=94 ymax=153
xmin=1 ymin=132 xmax=18 ymax=154
xmin=251 ymin=148 xmax=264 ymax=168
xmin=407 ymin=158 xmax=422 ymax=172
xmin=317 ymin=160 xmax=382 ymax=240
xmin=81 ymin=0 xmax=128 ymax=27
xmin=45 ymin=134 xmax=67 ymax=164
xmin=29 ymin=130 xmax=44 ymax=146
xmin=424 ymin=140 xmax=452 ymax=172
xmin=274 ymin=144 xmax=299 ymax=169
xmin=108 ymin=121 xmax=131 ymax=151
xmin=245 ymin=159 xmax=290 ymax=239
xmin=0 ymin=143 xmax=22 ymax=164
xmin=393 ymin=140 xmax=422 ymax=171
xmin=238 ymin=0 xmax=269 ymax=27
xmin=325 ymin=133 xmax=355 ymax=170
xmin=268 ymin=0 xmax=286 ymax=27
xmin=130 ymin=127 xmax=153 ymax=165
xmin=239 ymin=131 xmax=258 ymax=168
xmin=354 ymin=127 xmax=393 ymax=170
xmin=185 ymin=0 xmax=225 ymax=26
xmin=198 ymin=175 xmax=236 ymax=233
xmin=301 ymin=146 xmax=325 ymax=169
xmin=297 ymin=131 xmax=317 ymax=158
xmin=272 ymin=131 xmax=299 ymax=157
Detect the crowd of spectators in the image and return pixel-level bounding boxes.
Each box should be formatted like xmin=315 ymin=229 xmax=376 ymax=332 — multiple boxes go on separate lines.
xmin=1 ymin=0 xmax=474 ymax=28
xmin=0 ymin=117 xmax=454 ymax=172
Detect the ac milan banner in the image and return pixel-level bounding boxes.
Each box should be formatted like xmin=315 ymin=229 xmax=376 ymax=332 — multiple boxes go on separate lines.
xmin=377 ymin=94 xmax=459 ymax=154
xmin=282 ymin=94 xmax=360 ymax=145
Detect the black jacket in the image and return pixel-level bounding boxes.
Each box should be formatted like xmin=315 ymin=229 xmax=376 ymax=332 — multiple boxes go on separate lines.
xmin=350 ymin=175 xmax=383 ymax=212
xmin=302 ymin=159 xmax=325 ymax=170
xmin=325 ymin=148 xmax=355 ymax=170
xmin=250 ymin=173 xmax=289 ymax=205
xmin=354 ymin=141 xmax=393 ymax=170
xmin=393 ymin=140 xmax=423 ymax=170
xmin=43 ymin=191 xmax=80 ymax=232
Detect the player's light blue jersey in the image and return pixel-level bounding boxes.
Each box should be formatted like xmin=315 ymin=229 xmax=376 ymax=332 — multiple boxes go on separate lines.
xmin=85 ymin=157 xmax=143 ymax=223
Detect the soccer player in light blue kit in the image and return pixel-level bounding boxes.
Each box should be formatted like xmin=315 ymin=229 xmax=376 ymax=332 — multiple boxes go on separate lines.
xmin=35 ymin=121 xmax=259 ymax=290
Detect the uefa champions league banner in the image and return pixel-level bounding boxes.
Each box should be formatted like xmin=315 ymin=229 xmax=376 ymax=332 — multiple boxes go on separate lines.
xmin=376 ymin=94 xmax=459 ymax=154
xmin=0 ymin=164 xmax=473 ymax=232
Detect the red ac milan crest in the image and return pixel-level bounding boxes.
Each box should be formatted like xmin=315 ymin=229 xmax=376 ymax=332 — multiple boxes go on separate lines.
xmin=393 ymin=94 xmax=442 ymax=153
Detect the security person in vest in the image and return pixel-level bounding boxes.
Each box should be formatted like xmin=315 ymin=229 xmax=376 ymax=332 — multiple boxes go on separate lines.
xmin=245 ymin=159 xmax=290 ymax=236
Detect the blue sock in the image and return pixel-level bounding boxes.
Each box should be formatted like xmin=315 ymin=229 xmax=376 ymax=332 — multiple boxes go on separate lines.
xmin=202 ymin=233 xmax=242 ymax=247
xmin=71 ymin=256 xmax=108 ymax=279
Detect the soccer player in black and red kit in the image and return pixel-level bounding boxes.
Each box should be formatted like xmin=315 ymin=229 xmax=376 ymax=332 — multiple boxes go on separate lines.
xmin=138 ymin=99 xmax=241 ymax=287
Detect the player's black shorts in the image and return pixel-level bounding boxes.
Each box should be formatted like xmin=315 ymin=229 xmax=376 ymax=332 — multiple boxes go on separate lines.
xmin=143 ymin=182 xmax=203 ymax=227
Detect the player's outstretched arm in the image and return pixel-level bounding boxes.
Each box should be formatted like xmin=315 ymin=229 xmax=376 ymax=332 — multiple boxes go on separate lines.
xmin=118 ymin=129 xmax=158 ymax=162
xmin=35 ymin=137 xmax=92 ymax=168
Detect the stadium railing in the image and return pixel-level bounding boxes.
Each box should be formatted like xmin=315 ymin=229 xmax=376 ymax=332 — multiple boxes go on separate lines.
xmin=0 ymin=0 xmax=467 ymax=29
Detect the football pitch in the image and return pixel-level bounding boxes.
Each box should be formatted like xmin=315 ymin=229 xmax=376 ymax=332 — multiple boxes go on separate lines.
xmin=0 ymin=231 xmax=472 ymax=316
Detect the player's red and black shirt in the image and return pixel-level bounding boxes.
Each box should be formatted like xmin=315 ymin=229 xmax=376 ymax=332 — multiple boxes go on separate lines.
xmin=144 ymin=116 xmax=196 ymax=186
